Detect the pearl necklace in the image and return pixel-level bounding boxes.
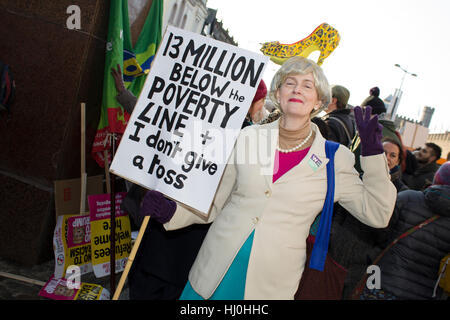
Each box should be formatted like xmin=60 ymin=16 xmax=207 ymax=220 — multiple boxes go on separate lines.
xmin=277 ymin=129 xmax=313 ymax=153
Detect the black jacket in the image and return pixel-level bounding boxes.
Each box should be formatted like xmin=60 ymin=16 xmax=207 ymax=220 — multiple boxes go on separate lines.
xmin=327 ymin=203 xmax=388 ymax=299
xmin=402 ymin=161 xmax=440 ymax=191
xmin=390 ymin=165 xmax=408 ymax=193
xmin=323 ymin=109 xmax=355 ymax=147
xmin=121 ymin=184 xmax=210 ymax=299
xmin=377 ymin=185 xmax=450 ymax=299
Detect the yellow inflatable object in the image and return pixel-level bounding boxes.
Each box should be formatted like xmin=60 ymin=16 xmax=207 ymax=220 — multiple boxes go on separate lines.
xmin=260 ymin=23 xmax=340 ymax=65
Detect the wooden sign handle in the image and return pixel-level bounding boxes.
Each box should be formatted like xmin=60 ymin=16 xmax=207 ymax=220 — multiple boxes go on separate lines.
xmin=112 ymin=215 xmax=150 ymax=300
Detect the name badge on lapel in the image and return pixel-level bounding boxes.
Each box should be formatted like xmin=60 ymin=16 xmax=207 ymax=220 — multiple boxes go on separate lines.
xmin=308 ymin=154 xmax=322 ymax=172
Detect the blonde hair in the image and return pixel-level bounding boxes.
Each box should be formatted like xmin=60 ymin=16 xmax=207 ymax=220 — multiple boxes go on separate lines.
xmin=269 ymin=56 xmax=331 ymax=117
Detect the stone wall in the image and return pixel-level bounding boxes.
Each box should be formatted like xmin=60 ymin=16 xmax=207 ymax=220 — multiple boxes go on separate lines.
xmin=0 ymin=0 xmax=109 ymax=265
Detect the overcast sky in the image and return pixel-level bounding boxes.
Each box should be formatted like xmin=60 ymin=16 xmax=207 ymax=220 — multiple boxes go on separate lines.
xmin=207 ymin=0 xmax=450 ymax=133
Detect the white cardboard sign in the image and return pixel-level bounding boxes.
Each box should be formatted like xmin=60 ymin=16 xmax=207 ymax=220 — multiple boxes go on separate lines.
xmin=110 ymin=26 xmax=268 ymax=214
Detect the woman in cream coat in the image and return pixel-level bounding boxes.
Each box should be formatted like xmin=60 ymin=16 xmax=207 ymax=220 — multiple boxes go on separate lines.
xmin=140 ymin=56 xmax=397 ymax=300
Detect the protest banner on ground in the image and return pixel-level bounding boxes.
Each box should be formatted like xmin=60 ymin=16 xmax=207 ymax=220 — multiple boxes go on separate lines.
xmin=39 ymin=275 xmax=110 ymax=300
xmin=88 ymin=192 xmax=131 ymax=278
xmin=110 ymin=25 xmax=268 ymax=214
xmin=53 ymin=214 xmax=92 ymax=279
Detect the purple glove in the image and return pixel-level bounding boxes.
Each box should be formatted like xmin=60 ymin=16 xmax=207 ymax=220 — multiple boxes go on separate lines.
xmin=140 ymin=190 xmax=176 ymax=224
xmin=354 ymin=106 xmax=384 ymax=156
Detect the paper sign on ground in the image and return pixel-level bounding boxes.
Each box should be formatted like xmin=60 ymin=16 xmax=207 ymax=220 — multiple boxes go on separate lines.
xmin=39 ymin=275 xmax=110 ymax=300
xmin=53 ymin=214 xmax=92 ymax=279
xmin=88 ymin=192 xmax=131 ymax=278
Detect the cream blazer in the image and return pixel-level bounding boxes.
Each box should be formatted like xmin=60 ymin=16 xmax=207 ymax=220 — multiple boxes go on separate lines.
xmin=164 ymin=119 xmax=397 ymax=299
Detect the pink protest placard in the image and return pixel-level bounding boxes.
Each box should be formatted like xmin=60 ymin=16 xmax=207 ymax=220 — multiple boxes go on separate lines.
xmin=39 ymin=275 xmax=110 ymax=300
xmin=66 ymin=215 xmax=91 ymax=248
xmin=88 ymin=192 xmax=131 ymax=278
xmin=39 ymin=276 xmax=77 ymax=300
xmin=88 ymin=192 xmax=127 ymax=222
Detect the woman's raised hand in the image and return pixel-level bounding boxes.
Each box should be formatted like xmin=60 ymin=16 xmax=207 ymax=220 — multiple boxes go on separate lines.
xmin=354 ymin=106 xmax=384 ymax=156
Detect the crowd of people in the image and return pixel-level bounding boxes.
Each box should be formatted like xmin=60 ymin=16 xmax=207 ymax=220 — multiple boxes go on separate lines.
xmin=112 ymin=55 xmax=449 ymax=300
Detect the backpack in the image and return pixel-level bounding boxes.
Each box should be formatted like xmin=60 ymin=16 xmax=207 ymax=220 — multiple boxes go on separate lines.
xmin=327 ymin=116 xmax=355 ymax=148
xmin=0 ymin=61 xmax=16 ymax=114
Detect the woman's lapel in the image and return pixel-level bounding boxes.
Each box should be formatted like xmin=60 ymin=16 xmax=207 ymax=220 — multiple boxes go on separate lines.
xmin=257 ymin=121 xmax=330 ymax=188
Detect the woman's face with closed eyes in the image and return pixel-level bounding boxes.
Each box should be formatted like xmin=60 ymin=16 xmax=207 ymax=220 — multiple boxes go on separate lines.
xmin=276 ymin=73 xmax=321 ymax=119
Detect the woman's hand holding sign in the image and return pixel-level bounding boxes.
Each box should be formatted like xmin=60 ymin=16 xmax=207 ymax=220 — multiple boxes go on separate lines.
xmin=139 ymin=190 xmax=177 ymax=224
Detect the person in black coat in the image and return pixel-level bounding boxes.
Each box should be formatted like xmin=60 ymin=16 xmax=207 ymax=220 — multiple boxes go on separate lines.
xmin=374 ymin=162 xmax=450 ymax=299
xmin=322 ymin=85 xmax=355 ymax=148
xmin=402 ymin=143 xmax=442 ymax=191
xmin=121 ymin=184 xmax=211 ymax=299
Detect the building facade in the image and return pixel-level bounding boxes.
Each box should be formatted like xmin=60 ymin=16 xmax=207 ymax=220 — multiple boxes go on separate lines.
xmin=163 ymin=0 xmax=208 ymax=34
xmin=427 ymin=131 xmax=450 ymax=162
xmin=394 ymin=115 xmax=429 ymax=150
xmin=201 ymin=8 xmax=238 ymax=45
xmin=394 ymin=114 xmax=447 ymax=162
xmin=420 ymin=106 xmax=435 ymax=129
xmin=162 ymin=0 xmax=237 ymax=45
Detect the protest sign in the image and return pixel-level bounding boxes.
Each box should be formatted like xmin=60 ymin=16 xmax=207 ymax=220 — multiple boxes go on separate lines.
xmin=39 ymin=275 xmax=110 ymax=300
xmin=88 ymin=192 xmax=131 ymax=278
xmin=53 ymin=214 xmax=92 ymax=279
xmin=53 ymin=175 xmax=104 ymax=217
xmin=110 ymin=26 xmax=268 ymax=214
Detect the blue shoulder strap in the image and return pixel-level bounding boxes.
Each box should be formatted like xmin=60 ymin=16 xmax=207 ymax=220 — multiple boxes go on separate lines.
xmin=309 ymin=140 xmax=340 ymax=271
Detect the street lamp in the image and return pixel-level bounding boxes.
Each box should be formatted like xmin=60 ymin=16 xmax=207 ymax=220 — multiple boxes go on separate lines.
xmin=389 ymin=64 xmax=417 ymax=120
xmin=395 ymin=63 xmax=418 ymax=90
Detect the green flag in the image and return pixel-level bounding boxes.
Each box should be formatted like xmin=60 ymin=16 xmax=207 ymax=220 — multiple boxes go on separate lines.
xmin=92 ymin=0 xmax=163 ymax=167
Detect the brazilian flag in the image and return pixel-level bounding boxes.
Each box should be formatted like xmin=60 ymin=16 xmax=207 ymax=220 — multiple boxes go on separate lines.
xmin=92 ymin=0 xmax=163 ymax=167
